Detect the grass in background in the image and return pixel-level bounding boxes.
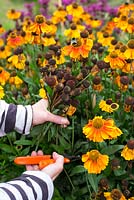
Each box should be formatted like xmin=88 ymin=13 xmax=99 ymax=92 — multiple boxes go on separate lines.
xmin=0 ymin=0 xmax=26 ymax=30
xmin=0 ymin=0 xmax=125 ymax=30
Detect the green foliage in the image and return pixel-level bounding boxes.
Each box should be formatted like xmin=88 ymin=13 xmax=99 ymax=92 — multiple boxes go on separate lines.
xmin=0 ymin=0 xmax=134 ymax=199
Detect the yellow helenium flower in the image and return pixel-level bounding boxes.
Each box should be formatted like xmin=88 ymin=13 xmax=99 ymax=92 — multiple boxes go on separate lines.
xmin=42 ymin=35 xmax=56 ymax=46
xmin=126 ymin=16 xmax=134 ymax=34
xmin=39 ymin=88 xmax=48 ymax=99
xmin=6 ymin=9 xmax=21 ymax=20
xmin=0 ymin=45 xmax=12 ymax=59
xmin=104 ymin=50 xmax=126 ymax=70
xmin=82 ymin=150 xmax=109 ymax=174
xmin=8 ymin=54 xmax=26 ymax=70
xmin=0 ymin=85 xmax=5 ymax=99
xmin=113 ymin=14 xmax=128 ymax=31
xmin=0 ymin=38 xmax=4 ymax=47
xmin=83 ymin=116 xmax=122 ymax=142
xmin=99 ymin=99 xmax=119 ymax=113
xmin=97 ymin=31 xmax=114 ymax=47
xmin=51 ymin=7 xmax=67 ymax=24
xmin=99 ymin=99 xmax=113 ymax=113
xmin=104 ymin=189 xmax=126 ymax=200
xmin=66 ymin=105 xmax=76 ymax=116
xmin=124 ymin=39 xmax=134 ymax=59
xmin=66 ymin=3 xmax=84 ymax=19
xmin=121 ymin=140 xmax=134 ymax=161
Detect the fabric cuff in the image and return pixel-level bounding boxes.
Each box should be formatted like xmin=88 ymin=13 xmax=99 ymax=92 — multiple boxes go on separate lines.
xmin=23 ymin=171 xmax=54 ymax=200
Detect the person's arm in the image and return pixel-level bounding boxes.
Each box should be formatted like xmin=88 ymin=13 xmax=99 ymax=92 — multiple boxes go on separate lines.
xmin=0 ymin=151 xmax=64 ymax=200
xmin=0 ymin=99 xmax=70 ymax=137
xmin=0 ymin=99 xmax=32 ymax=136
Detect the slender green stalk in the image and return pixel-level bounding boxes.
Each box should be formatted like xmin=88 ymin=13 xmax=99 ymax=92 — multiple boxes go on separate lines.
xmin=64 ymin=168 xmax=75 ymax=190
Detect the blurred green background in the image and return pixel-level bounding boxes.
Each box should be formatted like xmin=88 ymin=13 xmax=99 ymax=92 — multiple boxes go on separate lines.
xmin=0 ymin=0 xmax=125 ymax=30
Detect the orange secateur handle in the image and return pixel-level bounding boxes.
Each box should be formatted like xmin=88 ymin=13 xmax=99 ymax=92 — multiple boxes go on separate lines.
xmin=14 ymin=155 xmax=70 ymax=170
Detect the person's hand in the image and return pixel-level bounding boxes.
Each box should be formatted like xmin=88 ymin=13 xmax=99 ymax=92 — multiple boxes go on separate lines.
xmin=32 ymin=99 xmax=70 ymax=127
xmin=26 ymin=150 xmax=64 ymax=181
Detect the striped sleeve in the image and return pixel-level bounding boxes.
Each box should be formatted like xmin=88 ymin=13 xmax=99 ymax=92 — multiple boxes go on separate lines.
xmin=0 ymin=171 xmax=54 ymax=200
xmin=0 ymin=100 xmax=33 ymax=136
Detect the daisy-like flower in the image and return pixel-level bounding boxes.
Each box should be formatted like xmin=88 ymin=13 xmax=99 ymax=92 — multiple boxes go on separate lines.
xmin=6 ymin=9 xmax=21 ymax=20
xmin=124 ymin=96 xmax=134 ymax=113
xmin=126 ymin=16 xmax=134 ymax=34
xmin=0 ymin=85 xmax=5 ymax=99
xmin=66 ymin=105 xmax=76 ymax=116
xmin=104 ymin=50 xmax=126 ymax=70
xmin=64 ymin=23 xmax=85 ymax=39
xmin=0 ymin=46 xmax=12 ymax=59
xmin=29 ymin=15 xmax=47 ymax=35
xmin=41 ymin=34 xmax=56 ymax=46
xmin=51 ymin=7 xmax=67 ymax=24
xmin=8 ymin=49 xmax=26 ymax=70
xmin=82 ymin=150 xmax=109 ymax=174
xmin=88 ymin=18 xmax=102 ymax=29
xmin=53 ymin=49 xmax=65 ymax=65
xmin=0 ymin=24 xmax=5 ymax=34
xmin=92 ymin=76 xmax=103 ymax=92
xmin=7 ymin=31 xmax=24 ymax=48
xmin=113 ymin=14 xmax=128 ymax=31
xmin=39 ymin=88 xmax=48 ymax=99
xmin=66 ymin=3 xmax=84 ymax=22
xmin=0 ymin=67 xmax=10 ymax=85
xmin=9 ymin=76 xmax=23 ymax=88
xmin=97 ymin=31 xmax=114 ymax=47
xmin=63 ymin=37 xmax=93 ymax=61
xmin=121 ymin=140 xmax=134 ymax=160
xmin=83 ymin=116 xmax=122 ymax=142
xmin=104 ymin=189 xmax=126 ymax=200
xmin=124 ymin=39 xmax=134 ymax=59
xmin=99 ymin=99 xmax=119 ymax=113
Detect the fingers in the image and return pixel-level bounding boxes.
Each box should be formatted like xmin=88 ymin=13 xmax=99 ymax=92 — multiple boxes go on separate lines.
xmin=46 ymin=111 xmax=70 ymax=126
xmin=42 ymin=152 xmax=64 ymax=181
xmin=26 ymin=150 xmax=44 ymax=171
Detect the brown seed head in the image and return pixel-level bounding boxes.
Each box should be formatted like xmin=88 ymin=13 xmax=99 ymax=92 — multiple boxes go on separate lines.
xmin=111 ymin=189 xmax=122 ymax=200
xmin=120 ymin=76 xmax=129 ymax=85
xmin=93 ymin=76 xmax=101 ymax=85
xmin=127 ymin=139 xmax=134 ymax=149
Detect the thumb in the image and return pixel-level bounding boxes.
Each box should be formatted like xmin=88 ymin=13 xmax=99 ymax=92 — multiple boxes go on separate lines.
xmin=46 ymin=111 xmax=70 ymax=126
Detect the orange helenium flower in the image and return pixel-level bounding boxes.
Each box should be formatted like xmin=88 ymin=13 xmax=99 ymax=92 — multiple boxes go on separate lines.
xmin=0 ymin=67 xmax=10 ymax=85
xmin=7 ymin=32 xmax=24 ymax=48
xmin=121 ymin=145 xmax=134 ymax=160
xmin=29 ymin=15 xmax=47 ymax=35
xmin=104 ymin=50 xmax=126 ymax=70
xmin=83 ymin=116 xmax=122 ymax=142
xmin=82 ymin=150 xmax=109 ymax=174
xmin=63 ymin=38 xmax=93 ymax=60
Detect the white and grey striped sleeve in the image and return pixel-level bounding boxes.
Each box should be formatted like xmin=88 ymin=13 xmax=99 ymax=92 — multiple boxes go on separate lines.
xmin=0 ymin=100 xmax=33 ymax=137
xmin=0 ymin=171 xmax=54 ymax=200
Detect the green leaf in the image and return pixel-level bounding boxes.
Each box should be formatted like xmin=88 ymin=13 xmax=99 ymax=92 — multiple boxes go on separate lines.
xmin=88 ymin=173 xmax=98 ymax=193
xmin=44 ymin=83 xmax=53 ymax=98
xmin=70 ymin=165 xmax=86 ymax=176
xmin=101 ymin=145 xmax=124 ymax=155
xmin=14 ymin=140 xmax=32 ymax=146
xmin=0 ymin=144 xmax=16 ymax=154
